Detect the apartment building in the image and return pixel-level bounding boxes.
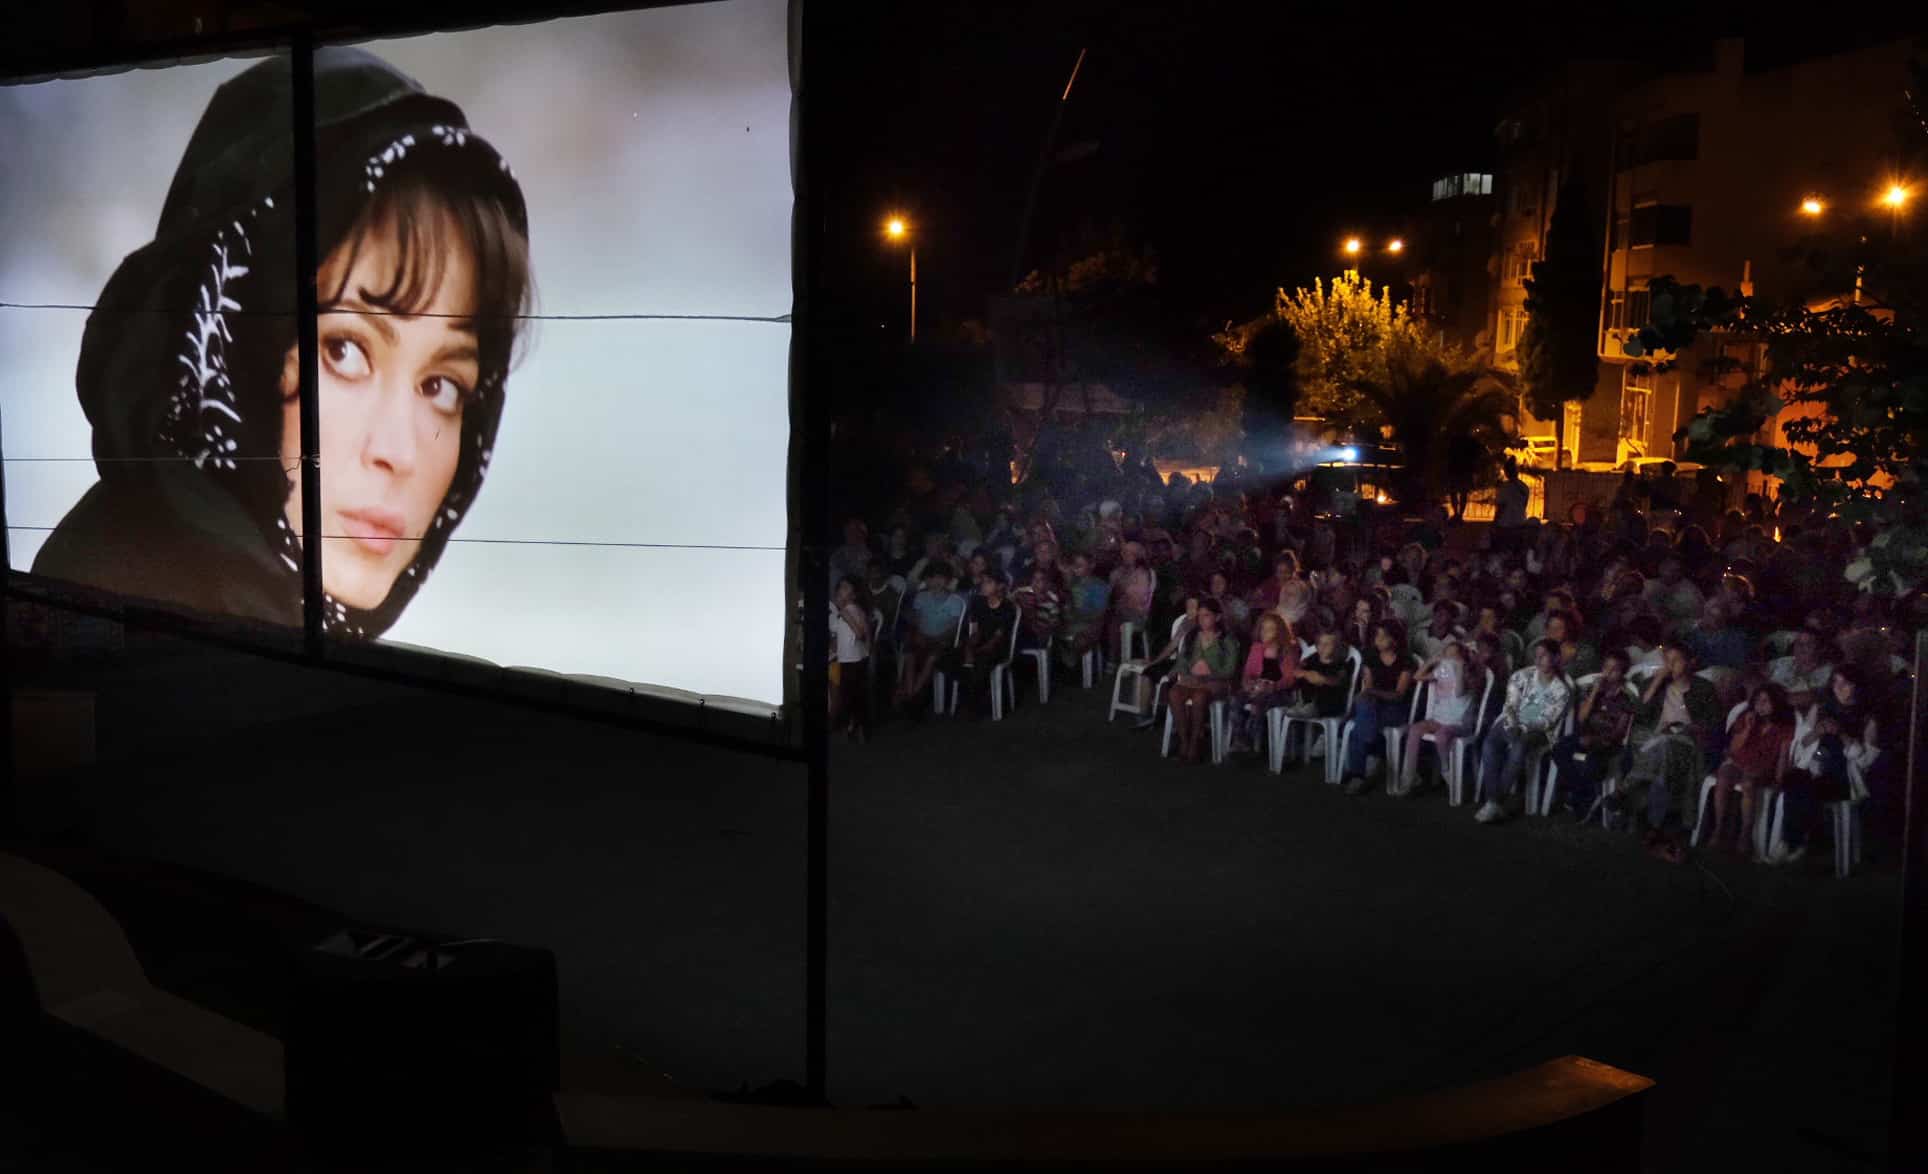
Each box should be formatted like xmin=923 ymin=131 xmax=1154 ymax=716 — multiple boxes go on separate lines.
xmin=1492 ymin=37 xmax=1919 ymax=467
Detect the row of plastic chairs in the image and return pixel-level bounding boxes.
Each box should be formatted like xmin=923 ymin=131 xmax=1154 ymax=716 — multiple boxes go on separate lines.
xmin=1687 ymin=699 xmax=1874 ymax=877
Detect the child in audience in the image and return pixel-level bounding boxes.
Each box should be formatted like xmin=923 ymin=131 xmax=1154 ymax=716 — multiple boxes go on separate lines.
xmin=955 ymin=570 xmax=1017 ymax=718
xmin=1613 ymin=642 xmax=1721 ymax=860
xmin=1545 ymin=650 xmax=1638 ymax=819
xmin=1341 ymin=619 xmax=1414 ymax=795
xmin=1394 ymin=635 xmax=1477 ymax=797
xmin=1708 ymin=682 xmax=1794 ymax=857
xmin=1057 ymin=551 xmax=1111 ymax=673
xmin=896 ymin=562 xmax=965 ymax=712
xmin=829 ymin=575 xmax=873 ymax=742
xmin=1012 ymin=565 xmax=1063 ymax=654
xmin=1290 ymin=630 xmax=1352 ymax=720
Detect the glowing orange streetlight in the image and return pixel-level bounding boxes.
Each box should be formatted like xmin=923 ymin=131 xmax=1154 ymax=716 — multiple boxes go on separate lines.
xmin=1799 ymin=197 xmax=1825 ymax=217
xmin=883 ymin=215 xmax=916 ymax=341
xmin=1343 ymin=237 xmax=1363 ymax=256
xmin=1883 ymin=183 xmax=1910 ymax=209
xmin=1386 ymin=238 xmax=1405 ymax=254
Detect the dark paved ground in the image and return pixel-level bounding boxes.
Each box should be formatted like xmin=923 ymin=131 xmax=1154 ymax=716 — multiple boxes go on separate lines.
xmin=6 ymin=636 xmax=1903 ymax=1171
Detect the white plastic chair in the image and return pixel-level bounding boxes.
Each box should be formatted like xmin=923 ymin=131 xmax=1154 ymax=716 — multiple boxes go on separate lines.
xmin=1381 ymin=676 xmax=1431 ymax=795
xmin=1107 ymin=613 xmax=1187 ymax=723
xmin=972 ymin=605 xmax=1024 ymax=721
xmin=1019 ymin=635 xmax=1053 ymax=705
xmin=1755 ymin=705 xmax=1878 ymax=878
xmin=1385 ymin=666 xmax=1497 ymax=804
xmin=1116 ymin=569 xmax=1158 ymax=667
xmin=1535 ymin=676 xmax=1640 ymax=819
xmin=1690 ymin=700 xmax=1764 ymax=850
xmin=1080 ymin=647 xmax=1102 ymax=688
xmin=928 ymin=603 xmax=971 ymax=716
xmin=1269 ymin=646 xmax=1364 ymax=782
xmin=1160 ymin=687 xmax=1231 ymax=765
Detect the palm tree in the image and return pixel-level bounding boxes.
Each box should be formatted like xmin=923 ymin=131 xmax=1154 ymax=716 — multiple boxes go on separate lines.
xmin=1349 ymin=348 xmax=1516 ymax=510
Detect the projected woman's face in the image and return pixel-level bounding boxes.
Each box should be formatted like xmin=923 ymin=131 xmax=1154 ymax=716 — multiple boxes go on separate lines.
xmin=280 ymin=222 xmax=475 ymax=610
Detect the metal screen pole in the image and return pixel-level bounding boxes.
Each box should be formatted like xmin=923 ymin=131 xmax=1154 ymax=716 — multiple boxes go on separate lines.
xmin=1892 ymin=629 xmax=1928 ymax=1168
xmin=291 ymin=34 xmax=325 ymax=657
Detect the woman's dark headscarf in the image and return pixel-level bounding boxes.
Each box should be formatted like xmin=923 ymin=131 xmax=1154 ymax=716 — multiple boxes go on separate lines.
xmin=39 ymin=47 xmax=528 ymax=639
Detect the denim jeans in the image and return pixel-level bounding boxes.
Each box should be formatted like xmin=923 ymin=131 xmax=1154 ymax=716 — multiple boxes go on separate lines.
xmin=1780 ymin=736 xmax=1851 ymax=849
xmin=1478 ymin=722 xmax=1547 ymax=802
xmin=1342 ymin=695 xmax=1408 ymax=778
xmin=1547 ymin=734 xmax=1617 ymax=814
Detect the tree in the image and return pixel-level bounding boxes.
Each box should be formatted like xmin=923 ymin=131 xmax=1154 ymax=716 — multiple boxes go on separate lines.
xmin=1274 ymin=271 xmax=1435 ymax=422
xmin=1348 ymin=346 xmax=1515 ymax=508
xmin=1517 ymin=178 xmax=1602 ymax=469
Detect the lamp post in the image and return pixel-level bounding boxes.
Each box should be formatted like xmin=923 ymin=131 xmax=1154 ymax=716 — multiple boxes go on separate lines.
xmin=885 ymin=215 xmax=916 ymax=342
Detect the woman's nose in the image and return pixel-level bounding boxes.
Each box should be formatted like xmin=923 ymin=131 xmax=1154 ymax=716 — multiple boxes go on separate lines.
xmin=362 ymin=379 xmax=418 ymax=477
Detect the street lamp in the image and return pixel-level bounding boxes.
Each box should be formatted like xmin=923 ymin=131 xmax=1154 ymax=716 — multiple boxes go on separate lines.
xmin=1386 ymin=238 xmax=1405 ymax=254
xmin=1799 ymin=196 xmax=1825 ymax=217
xmin=1883 ymin=182 xmax=1911 ymax=239
xmin=884 ymin=215 xmax=916 ymax=341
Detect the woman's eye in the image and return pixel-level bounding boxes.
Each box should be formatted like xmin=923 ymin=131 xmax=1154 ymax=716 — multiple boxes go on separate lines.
xmin=323 ymin=336 xmax=372 ymax=379
xmin=420 ymin=375 xmax=468 ymax=416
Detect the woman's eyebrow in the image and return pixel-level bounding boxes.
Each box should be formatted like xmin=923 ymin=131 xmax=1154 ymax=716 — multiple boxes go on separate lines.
xmin=432 ymin=342 xmax=479 ymax=365
xmin=322 ymin=296 xmax=398 ymax=345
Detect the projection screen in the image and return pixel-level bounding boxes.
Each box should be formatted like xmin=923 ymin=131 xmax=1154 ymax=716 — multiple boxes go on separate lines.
xmin=0 ymin=0 xmax=793 ymax=709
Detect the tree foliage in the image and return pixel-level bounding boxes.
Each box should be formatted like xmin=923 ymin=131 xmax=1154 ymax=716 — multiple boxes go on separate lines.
xmin=1273 ymin=271 xmax=1436 ymax=422
xmin=1348 ymin=347 xmax=1516 ymax=506
xmin=1517 ymin=178 xmax=1602 ymax=462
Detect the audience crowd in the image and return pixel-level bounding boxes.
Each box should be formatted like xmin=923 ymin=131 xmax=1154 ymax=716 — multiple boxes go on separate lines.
xmin=828 ymin=443 xmax=1923 ymax=871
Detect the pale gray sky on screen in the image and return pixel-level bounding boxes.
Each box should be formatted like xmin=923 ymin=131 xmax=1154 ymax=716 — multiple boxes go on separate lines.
xmin=0 ymin=0 xmax=793 ymax=705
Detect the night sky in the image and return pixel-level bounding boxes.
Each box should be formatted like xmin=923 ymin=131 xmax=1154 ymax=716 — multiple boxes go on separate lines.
xmin=807 ymin=4 xmax=1906 ymax=343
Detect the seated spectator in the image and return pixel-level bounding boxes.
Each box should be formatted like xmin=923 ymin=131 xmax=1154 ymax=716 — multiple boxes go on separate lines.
xmin=1686 ymin=598 xmax=1750 ymax=671
xmin=1524 ymin=588 xmax=1579 ymax=646
xmin=1009 ymin=532 xmax=1062 ymax=589
xmin=828 ymin=517 xmax=873 ymax=590
xmin=864 ymin=560 xmax=905 ymax=643
xmin=1545 ymin=651 xmax=1639 ymax=820
xmin=1473 ymin=639 xmax=1574 ymax=823
xmin=1314 ymin=559 xmax=1358 ymax=624
xmin=1210 ymin=569 xmax=1252 ymax=638
xmin=1230 ymin=612 xmax=1302 ymax=756
xmin=1248 ymin=551 xmax=1302 ymax=613
xmin=1012 ymin=566 xmax=1063 ymax=654
xmin=952 ymin=570 xmax=1017 ymax=718
xmin=1413 ymin=599 xmax=1467 ymax=662
xmin=1341 ymin=595 xmax=1379 ymax=654
xmin=1275 ymin=576 xmax=1315 ymax=638
xmin=1543 ymin=609 xmax=1600 ymax=678
xmin=1055 ymin=552 xmax=1110 ymax=673
xmin=905 ymin=532 xmax=956 ymax=589
xmin=1611 ymin=642 xmax=1722 ymax=861
xmin=1625 ymin=614 xmax=1665 ymax=673
xmin=1128 ymin=589 xmax=1204 ymax=730
xmin=1341 ymin=619 xmax=1415 ymax=795
xmin=1772 ymin=667 xmax=1880 ymax=866
xmin=1167 ymin=599 xmax=1240 ymax=763
xmin=1393 ymin=636 xmax=1479 ymax=797
xmin=895 ymin=562 xmax=966 ymax=712
xmin=1290 ymin=630 xmax=1354 ymax=720
xmin=1707 ymin=683 xmax=1795 ymax=858
xmin=1643 ymin=555 xmax=1706 ymax=636
xmin=1766 ymin=629 xmax=1834 ymax=711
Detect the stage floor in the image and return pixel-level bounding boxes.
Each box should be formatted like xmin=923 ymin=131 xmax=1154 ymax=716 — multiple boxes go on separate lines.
xmin=22 ymin=661 xmax=1902 ymax=1171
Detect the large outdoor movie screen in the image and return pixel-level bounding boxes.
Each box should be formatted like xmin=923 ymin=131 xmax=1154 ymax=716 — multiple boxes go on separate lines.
xmin=0 ymin=0 xmax=793 ymax=707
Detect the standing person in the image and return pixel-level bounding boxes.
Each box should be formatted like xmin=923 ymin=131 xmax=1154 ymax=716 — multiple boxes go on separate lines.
xmin=1393 ymin=636 xmax=1478 ymax=797
xmin=1340 ymin=620 xmax=1415 ymax=795
xmin=1230 ymin=611 xmax=1301 ymax=757
xmin=1706 ymin=683 xmax=1795 ymax=857
xmin=1166 ymin=599 xmax=1239 ymax=763
xmin=828 ymin=576 xmax=873 ymax=742
xmin=1545 ymin=650 xmax=1639 ymax=820
xmin=1611 ymin=643 xmax=1722 ymax=861
xmin=827 ymin=518 xmax=873 ymax=591
xmin=1492 ymin=456 xmax=1531 ymax=555
xmin=1472 ymin=638 xmax=1574 ymax=823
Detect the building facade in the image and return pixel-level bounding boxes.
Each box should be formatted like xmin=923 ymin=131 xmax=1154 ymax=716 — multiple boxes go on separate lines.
xmin=1492 ymin=37 xmax=1920 ymax=468
xmin=1409 ymin=171 xmax=1497 ymax=359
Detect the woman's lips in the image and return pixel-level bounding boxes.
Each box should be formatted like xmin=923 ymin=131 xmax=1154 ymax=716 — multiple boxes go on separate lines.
xmin=337 ymin=508 xmax=406 ymax=557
